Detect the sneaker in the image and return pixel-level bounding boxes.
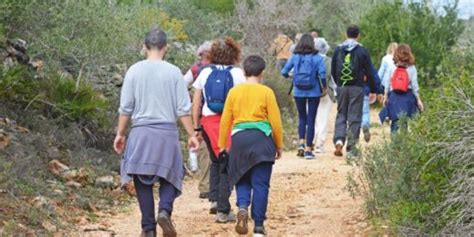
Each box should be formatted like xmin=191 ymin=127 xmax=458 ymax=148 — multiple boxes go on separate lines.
xmin=235 ymin=208 xmax=249 ymax=235
xmin=334 ymin=140 xmax=344 ymax=157
xmin=210 ymin=201 xmax=217 ymax=214
xmin=297 ymin=144 xmax=305 ymax=157
xmin=141 ymin=230 xmax=156 ymax=237
xmin=253 ymin=226 xmax=266 ymax=237
xmin=363 ymin=126 xmax=371 ymax=142
xmin=216 ymin=212 xmax=236 ymax=223
xmin=199 ymin=192 xmax=209 ymax=199
xmin=304 ymin=151 xmax=315 ymax=160
xmin=157 ymin=210 xmax=177 ymax=237
xmin=314 ymin=146 xmax=324 ymax=153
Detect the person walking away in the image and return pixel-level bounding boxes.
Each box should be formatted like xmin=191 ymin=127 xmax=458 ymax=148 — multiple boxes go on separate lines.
xmin=361 ymin=62 xmax=384 ymax=142
xmin=192 ymin=37 xmax=246 ymax=223
xmin=313 ymin=38 xmax=335 ymax=153
xmin=380 ymin=44 xmax=424 ymax=133
xmin=183 ymin=41 xmax=213 ymax=199
xmin=378 ymin=42 xmax=398 ymax=86
xmin=269 ymin=33 xmax=293 ymax=70
xmin=331 ymin=25 xmax=381 ymax=159
xmin=281 ymin=33 xmax=326 ymax=159
xmin=219 ymin=55 xmax=283 ymax=237
xmin=290 ymin=33 xmax=303 ymax=54
xmin=114 ymin=28 xmax=199 ymax=237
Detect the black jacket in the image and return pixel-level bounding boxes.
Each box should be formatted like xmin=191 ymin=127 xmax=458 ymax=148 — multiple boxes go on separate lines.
xmin=331 ymin=43 xmax=376 ymax=92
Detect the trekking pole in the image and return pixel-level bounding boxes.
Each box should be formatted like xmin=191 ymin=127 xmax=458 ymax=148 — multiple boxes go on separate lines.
xmin=287 ymin=76 xmax=293 ymax=95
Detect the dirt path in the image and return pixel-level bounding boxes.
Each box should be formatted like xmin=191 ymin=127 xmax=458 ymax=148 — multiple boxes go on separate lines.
xmin=84 ymin=107 xmax=386 ymax=237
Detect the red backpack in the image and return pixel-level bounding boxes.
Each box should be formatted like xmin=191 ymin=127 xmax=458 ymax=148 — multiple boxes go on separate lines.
xmin=391 ymin=66 xmax=410 ymax=93
xmin=191 ymin=62 xmax=209 ymax=81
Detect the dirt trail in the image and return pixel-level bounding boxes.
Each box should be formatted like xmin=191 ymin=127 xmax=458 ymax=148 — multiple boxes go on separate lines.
xmin=84 ymin=107 xmax=386 ymax=237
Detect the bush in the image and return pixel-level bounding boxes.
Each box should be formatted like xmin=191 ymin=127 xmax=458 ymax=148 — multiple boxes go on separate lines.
xmin=0 ymin=65 xmax=109 ymax=128
xmin=349 ymin=58 xmax=473 ymax=235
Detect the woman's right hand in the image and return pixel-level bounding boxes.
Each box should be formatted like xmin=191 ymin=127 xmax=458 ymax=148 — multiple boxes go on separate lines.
xmin=188 ymin=136 xmax=200 ymax=152
xmin=113 ymin=134 xmax=126 ymax=154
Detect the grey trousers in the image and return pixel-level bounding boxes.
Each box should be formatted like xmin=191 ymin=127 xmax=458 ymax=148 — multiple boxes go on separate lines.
xmin=333 ymin=86 xmax=364 ymax=152
xmin=198 ymin=141 xmax=210 ymax=194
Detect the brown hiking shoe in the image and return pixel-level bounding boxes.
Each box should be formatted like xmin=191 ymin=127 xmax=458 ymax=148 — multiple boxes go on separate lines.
xmin=157 ymin=211 xmax=177 ymax=237
xmin=235 ymin=208 xmax=249 ymax=235
xmin=334 ymin=141 xmax=344 ymax=157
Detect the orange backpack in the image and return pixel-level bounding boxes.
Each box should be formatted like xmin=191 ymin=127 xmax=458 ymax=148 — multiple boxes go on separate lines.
xmin=391 ymin=66 xmax=410 ymax=93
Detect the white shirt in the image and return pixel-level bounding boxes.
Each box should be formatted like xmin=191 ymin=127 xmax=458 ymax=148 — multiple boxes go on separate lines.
xmin=183 ymin=69 xmax=194 ymax=86
xmin=192 ymin=65 xmax=246 ymax=116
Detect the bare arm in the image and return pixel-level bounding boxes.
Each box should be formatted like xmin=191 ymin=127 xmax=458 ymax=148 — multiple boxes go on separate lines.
xmin=192 ymin=89 xmax=203 ymax=129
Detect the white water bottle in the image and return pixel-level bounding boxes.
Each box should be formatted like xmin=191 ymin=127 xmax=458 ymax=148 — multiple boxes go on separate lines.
xmin=188 ymin=150 xmax=198 ymax=172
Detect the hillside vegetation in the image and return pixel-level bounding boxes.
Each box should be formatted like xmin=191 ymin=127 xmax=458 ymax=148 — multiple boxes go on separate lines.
xmin=0 ymin=0 xmax=473 ymax=235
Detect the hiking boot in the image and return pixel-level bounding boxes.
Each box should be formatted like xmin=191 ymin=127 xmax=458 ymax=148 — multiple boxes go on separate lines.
xmin=199 ymin=192 xmax=209 ymax=199
xmin=297 ymin=144 xmax=305 ymax=157
xmin=363 ymin=126 xmax=371 ymax=143
xmin=215 ymin=212 xmax=236 ymax=223
xmin=235 ymin=208 xmax=249 ymax=235
xmin=157 ymin=210 xmax=177 ymax=237
xmin=253 ymin=226 xmax=266 ymax=237
xmin=334 ymin=140 xmax=344 ymax=157
xmin=210 ymin=201 xmax=217 ymax=214
xmin=304 ymin=151 xmax=315 ymax=160
xmin=141 ymin=230 xmax=156 ymax=237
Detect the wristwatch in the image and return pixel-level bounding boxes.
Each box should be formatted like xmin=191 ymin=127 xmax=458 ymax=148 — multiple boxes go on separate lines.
xmin=194 ymin=127 xmax=202 ymax=132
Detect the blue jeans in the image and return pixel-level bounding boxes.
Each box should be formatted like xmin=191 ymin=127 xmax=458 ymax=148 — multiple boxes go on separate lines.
xmin=133 ymin=176 xmax=178 ymax=231
xmin=294 ymin=97 xmax=320 ymax=147
xmin=362 ymin=95 xmax=370 ymax=128
xmin=236 ymin=162 xmax=273 ymax=227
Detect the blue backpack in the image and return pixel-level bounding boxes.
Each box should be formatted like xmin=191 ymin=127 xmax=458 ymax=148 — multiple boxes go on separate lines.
xmin=204 ymin=65 xmax=234 ymax=113
xmin=293 ymin=55 xmax=317 ymax=90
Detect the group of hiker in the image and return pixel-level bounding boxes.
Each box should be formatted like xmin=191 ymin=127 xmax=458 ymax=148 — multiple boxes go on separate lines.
xmin=113 ymin=24 xmax=423 ymax=237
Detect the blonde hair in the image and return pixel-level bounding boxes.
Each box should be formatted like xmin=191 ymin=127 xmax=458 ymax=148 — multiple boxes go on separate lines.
xmin=386 ymin=42 xmax=398 ymax=55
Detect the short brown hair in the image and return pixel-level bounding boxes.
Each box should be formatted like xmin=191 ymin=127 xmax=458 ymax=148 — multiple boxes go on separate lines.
xmin=210 ymin=37 xmax=241 ymax=65
xmin=394 ymin=44 xmax=415 ymax=66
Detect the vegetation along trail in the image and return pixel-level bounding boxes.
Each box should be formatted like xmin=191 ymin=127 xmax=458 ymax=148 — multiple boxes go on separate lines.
xmin=83 ymin=107 xmax=388 ymax=237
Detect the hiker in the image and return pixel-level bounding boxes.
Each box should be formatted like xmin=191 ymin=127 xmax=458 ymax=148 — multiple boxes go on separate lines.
xmin=380 ymin=44 xmax=424 ymax=133
xmin=378 ymin=42 xmax=398 ymax=86
xmin=313 ymin=37 xmax=336 ymax=153
xmin=269 ymin=33 xmax=293 ymax=70
xmin=281 ymin=33 xmax=326 ymax=159
xmin=192 ymin=37 xmax=246 ymax=223
xmin=114 ymin=28 xmax=199 ymax=237
xmin=289 ymin=33 xmax=303 ymax=54
xmin=183 ymin=41 xmax=213 ymax=199
xmin=361 ymin=62 xmax=384 ymax=143
xmin=219 ymin=55 xmax=283 ymax=237
xmin=331 ymin=25 xmax=380 ymax=158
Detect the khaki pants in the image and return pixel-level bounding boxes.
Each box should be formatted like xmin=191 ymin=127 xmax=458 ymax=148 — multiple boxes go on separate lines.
xmin=197 ymin=141 xmax=210 ymax=193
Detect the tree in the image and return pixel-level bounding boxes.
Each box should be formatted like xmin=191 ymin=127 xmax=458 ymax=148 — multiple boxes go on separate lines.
xmin=360 ymin=1 xmax=464 ymax=86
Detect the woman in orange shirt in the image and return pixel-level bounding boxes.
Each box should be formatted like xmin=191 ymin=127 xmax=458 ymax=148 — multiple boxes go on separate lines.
xmin=219 ymin=55 xmax=283 ymax=237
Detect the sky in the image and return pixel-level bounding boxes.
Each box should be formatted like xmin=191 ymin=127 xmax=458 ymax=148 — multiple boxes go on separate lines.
xmin=434 ymin=0 xmax=474 ymax=19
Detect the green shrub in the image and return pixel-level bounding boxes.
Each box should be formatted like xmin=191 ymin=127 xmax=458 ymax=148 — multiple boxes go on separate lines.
xmin=349 ymin=59 xmax=473 ymax=235
xmin=0 ymin=65 xmax=109 ymax=128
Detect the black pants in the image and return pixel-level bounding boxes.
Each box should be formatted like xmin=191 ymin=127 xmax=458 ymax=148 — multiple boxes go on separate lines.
xmin=202 ymin=131 xmax=231 ymax=214
xmin=334 ymin=86 xmax=364 ymax=152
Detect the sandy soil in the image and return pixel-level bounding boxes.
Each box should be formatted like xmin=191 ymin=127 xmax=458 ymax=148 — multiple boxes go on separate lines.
xmin=82 ymin=107 xmax=388 ymax=237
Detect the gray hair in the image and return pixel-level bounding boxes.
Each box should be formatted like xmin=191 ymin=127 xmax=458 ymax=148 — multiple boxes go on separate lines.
xmin=145 ymin=28 xmax=167 ymax=50
xmin=314 ymin=37 xmax=330 ymax=55
xmin=196 ymin=41 xmax=212 ymax=56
